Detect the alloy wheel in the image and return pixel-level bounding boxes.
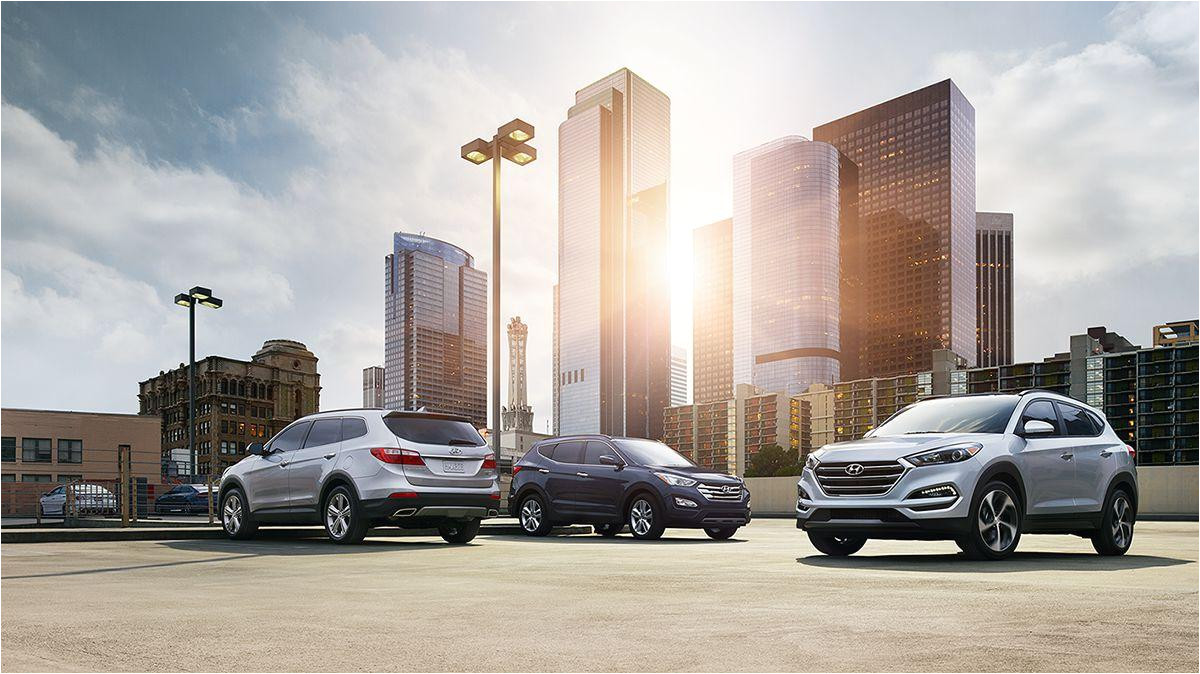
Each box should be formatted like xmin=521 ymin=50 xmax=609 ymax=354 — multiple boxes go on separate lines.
xmin=326 ymin=492 xmax=351 ymax=540
xmin=630 ymin=499 xmax=653 ymax=536
xmin=977 ymin=489 xmax=1019 ymax=553
xmin=520 ymin=499 xmax=542 ymax=532
xmin=223 ymin=494 xmax=242 ymax=535
xmin=1112 ymin=496 xmax=1133 ymax=549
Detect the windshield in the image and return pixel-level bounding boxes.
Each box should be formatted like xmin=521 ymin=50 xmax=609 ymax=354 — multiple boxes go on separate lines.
xmin=872 ymin=396 xmax=1020 ymax=436
xmin=613 ymin=438 xmax=694 ymax=467
xmin=384 ymin=416 xmax=485 ymax=446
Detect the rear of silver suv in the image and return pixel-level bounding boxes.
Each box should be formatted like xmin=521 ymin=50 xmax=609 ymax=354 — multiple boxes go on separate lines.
xmin=218 ymin=409 xmax=499 ymax=544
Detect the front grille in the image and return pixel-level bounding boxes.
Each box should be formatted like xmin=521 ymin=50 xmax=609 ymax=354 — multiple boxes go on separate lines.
xmin=697 ymin=483 xmax=743 ymax=501
xmin=815 ymin=461 xmax=905 ymax=497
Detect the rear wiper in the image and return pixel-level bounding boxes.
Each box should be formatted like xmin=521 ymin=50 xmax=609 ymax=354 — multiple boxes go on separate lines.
xmin=447 ymin=439 xmax=481 ymax=446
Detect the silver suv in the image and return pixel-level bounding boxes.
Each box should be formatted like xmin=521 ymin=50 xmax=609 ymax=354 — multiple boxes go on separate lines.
xmin=218 ymin=409 xmax=499 ymax=544
xmin=796 ymin=391 xmax=1137 ymax=560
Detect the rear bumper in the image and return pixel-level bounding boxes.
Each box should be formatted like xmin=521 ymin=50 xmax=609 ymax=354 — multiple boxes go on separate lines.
xmin=797 ymin=507 xmax=971 ymax=539
xmin=361 ymin=492 xmax=501 ymax=523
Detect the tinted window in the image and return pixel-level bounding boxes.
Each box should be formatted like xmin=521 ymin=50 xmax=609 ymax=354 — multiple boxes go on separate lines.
xmin=1086 ymin=411 xmax=1107 ymax=435
xmin=269 ymin=421 xmax=312 ymax=453
xmin=384 ymin=416 xmax=485 ymax=446
xmin=552 ymin=441 xmax=584 ymax=464
xmin=1058 ymin=403 xmax=1100 ymax=436
xmin=304 ymin=419 xmax=343 ymax=448
xmin=612 ymin=439 xmax=693 ymax=467
xmin=536 ymin=443 xmax=556 ymax=460
xmin=1020 ymin=400 xmax=1061 ymax=435
xmin=583 ymin=441 xmax=612 ymax=465
xmin=341 ymin=418 xmax=369 ymax=441
xmin=873 ymin=396 xmax=1020 ymax=436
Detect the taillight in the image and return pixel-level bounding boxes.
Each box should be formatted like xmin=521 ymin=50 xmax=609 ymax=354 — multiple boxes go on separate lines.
xmin=512 ymin=465 xmax=523 ymax=475
xmin=370 ymin=447 xmax=425 ymax=466
xmin=388 ymin=491 xmax=418 ymax=499
xmin=1125 ymin=444 xmax=1136 ymax=460
xmin=489 ymin=492 xmax=501 ymax=500
xmin=482 ymin=454 xmax=496 ymax=470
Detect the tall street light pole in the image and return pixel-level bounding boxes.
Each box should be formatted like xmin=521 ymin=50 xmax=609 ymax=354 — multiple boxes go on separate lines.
xmin=174 ymin=286 xmax=223 ymax=482
xmin=462 ymin=120 xmax=537 ymax=473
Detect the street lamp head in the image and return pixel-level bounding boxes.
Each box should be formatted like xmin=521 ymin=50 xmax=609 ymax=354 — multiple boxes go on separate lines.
xmin=189 ymin=286 xmax=213 ymax=300
xmin=174 ymin=293 xmax=193 ymax=307
xmin=461 ymin=138 xmax=493 ymax=165
xmin=501 ymin=142 xmax=536 ymax=166
xmin=198 ymin=296 xmax=223 ymax=309
xmin=498 ymin=119 xmax=535 ymax=144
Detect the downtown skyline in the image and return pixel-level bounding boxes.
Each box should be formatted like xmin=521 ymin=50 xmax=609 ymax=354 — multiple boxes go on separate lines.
xmin=1 ymin=2 xmax=1197 ymax=426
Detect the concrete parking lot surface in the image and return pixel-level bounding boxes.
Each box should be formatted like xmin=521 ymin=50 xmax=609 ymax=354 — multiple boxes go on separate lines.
xmin=2 ymin=519 xmax=1197 ymax=672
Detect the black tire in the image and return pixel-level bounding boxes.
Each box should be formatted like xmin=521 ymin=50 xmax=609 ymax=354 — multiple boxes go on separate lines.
xmin=595 ymin=523 xmax=622 ymax=537
xmin=627 ymin=495 xmax=665 ymax=540
xmin=1091 ymin=488 xmax=1135 ymax=556
xmin=439 ymin=518 xmax=481 ymax=544
xmin=220 ymin=488 xmax=258 ymax=540
xmin=518 ymin=493 xmax=553 ymax=537
xmin=808 ymin=532 xmax=866 ymax=556
xmin=957 ymin=480 xmax=1023 ymax=560
xmin=704 ymin=526 xmax=738 ymax=540
xmin=323 ymin=485 xmax=368 ymax=544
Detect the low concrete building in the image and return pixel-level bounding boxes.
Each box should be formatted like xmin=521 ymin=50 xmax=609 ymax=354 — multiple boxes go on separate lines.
xmin=1 ymin=409 xmax=160 ymax=484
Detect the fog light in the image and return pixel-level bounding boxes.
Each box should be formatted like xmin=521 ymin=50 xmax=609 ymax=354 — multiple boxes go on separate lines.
xmin=674 ymin=497 xmax=698 ymax=508
xmin=909 ymin=484 xmax=959 ymax=499
xmin=798 ymin=486 xmax=810 ymax=500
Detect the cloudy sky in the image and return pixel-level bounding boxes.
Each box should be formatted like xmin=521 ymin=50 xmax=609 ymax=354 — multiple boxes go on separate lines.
xmin=2 ymin=2 xmax=1197 ymax=425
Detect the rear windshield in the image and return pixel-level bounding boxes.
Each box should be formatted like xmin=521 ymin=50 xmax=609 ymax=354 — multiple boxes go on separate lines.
xmin=873 ymin=396 xmax=1020 ymax=436
xmin=612 ymin=438 xmax=693 ymax=467
xmin=384 ymin=417 xmax=486 ymax=446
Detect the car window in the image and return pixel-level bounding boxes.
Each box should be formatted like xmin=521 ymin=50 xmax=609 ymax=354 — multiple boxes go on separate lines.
xmin=269 ymin=421 xmax=312 ymax=453
xmin=1086 ymin=411 xmax=1107 ymax=435
xmin=49 ymin=486 xmax=64 ymax=496
xmin=1057 ymin=403 xmax=1100 ymax=437
xmin=341 ymin=418 xmax=369 ymax=441
xmin=384 ymin=416 xmax=485 ymax=446
xmin=612 ymin=439 xmax=694 ymax=467
xmin=303 ymin=419 xmax=343 ymax=448
xmin=536 ymin=443 xmax=556 ymax=461
xmin=552 ymin=441 xmax=584 ymax=464
xmin=872 ymin=396 xmax=1020 ymax=435
xmin=1020 ymin=400 xmax=1061 ymax=435
xmin=583 ymin=441 xmax=612 ymax=465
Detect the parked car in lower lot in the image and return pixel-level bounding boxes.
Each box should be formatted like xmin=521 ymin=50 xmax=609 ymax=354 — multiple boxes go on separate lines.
xmin=154 ymin=484 xmax=214 ymax=514
xmin=510 ymin=435 xmax=751 ymax=540
xmin=218 ymin=409 xmax=500 ymax=544
xmin=39 ymin=483 xmax=118 ymax=517
xmin=796 ymin=391 xmax=1138 ymax=560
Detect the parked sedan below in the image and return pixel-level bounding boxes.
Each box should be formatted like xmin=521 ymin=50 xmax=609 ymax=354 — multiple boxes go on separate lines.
xmin=39 ymin=483 xmax=117 ymax=517
xmin=154 ymin=484 xmax=214 ymax=514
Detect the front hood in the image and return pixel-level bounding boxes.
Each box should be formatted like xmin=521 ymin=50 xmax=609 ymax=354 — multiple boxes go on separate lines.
xmin=814 ymin=434 xmax=992 ymax=463
xmin=653 ymin=465 xmax=740 ymax=484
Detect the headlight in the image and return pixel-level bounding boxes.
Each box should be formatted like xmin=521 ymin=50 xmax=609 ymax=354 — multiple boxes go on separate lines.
xmin=804 ymin=453 xmax=821 ymax=471
xmin=654 ymin=472 xmax=698 ymax=487
xmin=906 ymin=442 xmax=982 ymax=467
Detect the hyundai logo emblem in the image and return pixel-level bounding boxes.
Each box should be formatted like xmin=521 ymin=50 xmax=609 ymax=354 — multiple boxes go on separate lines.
xmin=722 ymin=485 xmax=735 ymax=494
xmin=845 ymin=463 xmax=865 ymax=476
xmin=449 ymin=448 xmax=463 ymax=455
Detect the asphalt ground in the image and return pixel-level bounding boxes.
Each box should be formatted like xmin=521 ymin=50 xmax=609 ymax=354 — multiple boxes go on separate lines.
xmin=2 ymin=519 xmax=1196 ymax=672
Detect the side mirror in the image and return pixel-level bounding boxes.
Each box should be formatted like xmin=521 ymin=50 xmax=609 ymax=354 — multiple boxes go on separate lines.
xmin=598 ymin=454 xmax=625 ymax=469
xmin=248 ymin=442 xmax=266 ymax=456
xmin=1021 ymin=419 xmax=1056 ymax=437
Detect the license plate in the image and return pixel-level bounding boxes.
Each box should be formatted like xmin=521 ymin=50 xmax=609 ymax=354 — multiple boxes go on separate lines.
xmin=443 ymin=460 xmax=465 ymax=474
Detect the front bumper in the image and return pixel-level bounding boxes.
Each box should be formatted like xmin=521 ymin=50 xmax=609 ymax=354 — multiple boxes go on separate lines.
xmin=664 ymin=488 xmax=752 ymax=529
xmin=794 ymin=459 xmax=977 ymax=540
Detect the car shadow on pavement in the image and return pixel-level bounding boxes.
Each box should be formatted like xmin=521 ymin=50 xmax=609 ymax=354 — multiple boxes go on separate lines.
xmin=159 ymin=534 xmax=457 ymax=556
xmin=505 ymin=534 xmax=748 ymax=545
xmin=795 ymin=550 xmax=1192 ymax=572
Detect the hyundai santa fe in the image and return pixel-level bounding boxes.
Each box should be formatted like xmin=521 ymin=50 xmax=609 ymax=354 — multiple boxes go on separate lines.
xmin=509 ymin=435 xmax=751 ymax=540
xmin=796 ymin=391 xmax=1137 ymax=560
xmin=218 ymin=409 xmax=500 ymax=544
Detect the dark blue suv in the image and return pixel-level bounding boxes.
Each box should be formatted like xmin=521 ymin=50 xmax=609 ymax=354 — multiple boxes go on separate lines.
xmin=508 ymin=435 xmax=751 ymax=540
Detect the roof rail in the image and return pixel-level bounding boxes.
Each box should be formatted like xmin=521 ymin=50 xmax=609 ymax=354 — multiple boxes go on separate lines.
xmin=1017 ymin=388 xmax=1066 ymax=397
xmin=311 ymin=407 xmax=386 ymax=414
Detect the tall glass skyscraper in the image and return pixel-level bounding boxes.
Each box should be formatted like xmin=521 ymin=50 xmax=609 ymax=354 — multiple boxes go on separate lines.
xmin=976 ymin=212 xmax=1014 ymax=367
xmin=692 ymin=218 xmax=733 ymax=404
xmin=384 ymin=232 xmax=487 ymax=426
xmin=555 ymin=68 xmax=671 ymax=438
xmin=814 ymin=79 xmax=977 ymax=377
xmin=732 ymin=137 xmax=850 ymax=396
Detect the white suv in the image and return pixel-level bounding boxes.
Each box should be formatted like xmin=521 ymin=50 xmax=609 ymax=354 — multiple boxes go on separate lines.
xmin=218 ymin=410 xmax=500 ymax=544
xmin=796 ymin=391 xmax=1138 ymax=560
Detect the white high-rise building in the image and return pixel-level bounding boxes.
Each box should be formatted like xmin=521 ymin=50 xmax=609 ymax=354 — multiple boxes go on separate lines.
xmin=732 ymin=136 xmax=846 ymax=396
xmin=554 ymin=68 xmax=671 ymax=438
xmin=362 ymin=366 xmax=384 ymax=408
xmin=670 ymin=346 xmax=688 ymax=407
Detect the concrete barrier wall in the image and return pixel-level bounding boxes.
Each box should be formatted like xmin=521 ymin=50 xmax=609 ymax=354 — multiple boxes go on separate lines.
xmin=745 ymin=465 xmax=1198 ymax=517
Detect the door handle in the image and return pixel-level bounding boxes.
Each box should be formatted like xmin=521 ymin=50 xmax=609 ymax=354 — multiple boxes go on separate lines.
xmin=279 ymin=460 xmax=290 ymax=467
xmin=1059 ymin=452 xmax=1073 ymax=461
xmin=576 ymin=472 xmax=590 ymax=478
xmin=537 ymin=468 xmax=550 ymax=474
xmin=324 ymin=453 xmax=336 ymax=460
xmin=1099 ymin=450 xmax=1113 ymax=458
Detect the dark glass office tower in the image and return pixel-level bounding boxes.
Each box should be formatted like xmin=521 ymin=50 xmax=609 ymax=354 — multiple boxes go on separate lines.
xmin=815 ymin=79 xmax=977 ymax=377
xmin=384 ymin=232 xmax=487 ymax=426
xmin=976 ymin=212 xmax=1014 ymax=367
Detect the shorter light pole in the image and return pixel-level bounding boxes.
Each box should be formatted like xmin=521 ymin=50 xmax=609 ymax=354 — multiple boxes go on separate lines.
xmin=174 ymin=286 xmax=223 ymax=482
